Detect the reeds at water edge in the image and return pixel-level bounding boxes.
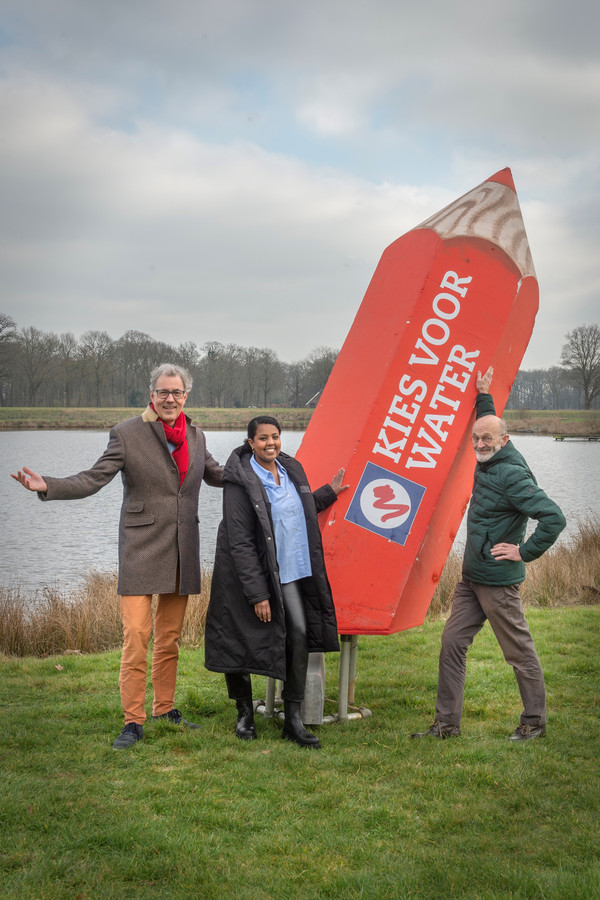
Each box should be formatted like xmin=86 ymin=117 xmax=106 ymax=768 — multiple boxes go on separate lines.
xmin=0 ymin=570 xmax=212 ymax=657
xmin=1 ymin=517 xmax=598 ymax=657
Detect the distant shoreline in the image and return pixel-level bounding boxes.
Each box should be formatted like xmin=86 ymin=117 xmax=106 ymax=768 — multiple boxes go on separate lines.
xmin=0 ymin=407 xmax=312 ymax=431
xmin=0 ymin=406 xmax=599 ymax=435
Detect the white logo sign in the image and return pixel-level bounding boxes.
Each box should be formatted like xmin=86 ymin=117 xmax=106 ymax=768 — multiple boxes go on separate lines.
xmin=359 ymin=478 xmax=412 ymax=530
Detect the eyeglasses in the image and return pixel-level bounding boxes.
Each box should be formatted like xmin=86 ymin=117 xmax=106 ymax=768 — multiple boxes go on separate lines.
xmin=471 ymin=434 xmax=502 ymax=445
xmin=153 ymin=389 xmax=187 ymax=399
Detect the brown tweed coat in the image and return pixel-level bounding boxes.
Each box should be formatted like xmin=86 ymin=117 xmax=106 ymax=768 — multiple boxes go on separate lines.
xmin=40 ymin=407 xmax=223 ymax=595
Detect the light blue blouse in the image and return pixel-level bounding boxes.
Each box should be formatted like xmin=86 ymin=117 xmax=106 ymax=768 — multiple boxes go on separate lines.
xmin=250 ymin=455 xmax=312 ymax=584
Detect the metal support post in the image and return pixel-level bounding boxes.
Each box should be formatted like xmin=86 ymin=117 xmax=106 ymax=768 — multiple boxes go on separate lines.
xmin=301 ymin=652 xmax=326 ymax=725
xmin=337 ymin=635 xmax=352 ymax=721
xmin=255 ymin=635 xmax=371 ymax=725
xmin=260 ymin=677 xmax=282 ymax=718
xmin=347 ymin=634 xmax=359 ymax=706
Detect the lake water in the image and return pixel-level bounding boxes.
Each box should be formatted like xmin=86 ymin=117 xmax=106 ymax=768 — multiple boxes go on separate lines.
xmin=1 ymin=430 xmax=303 ymax=592
xmin=1 ymin=430 xmax=598 ymax=592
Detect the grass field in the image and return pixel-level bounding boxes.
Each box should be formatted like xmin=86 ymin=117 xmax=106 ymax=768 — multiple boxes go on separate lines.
xmin=506 ymin=408 xmax=600 ymax=436
xmin=1 ymin=406 xmax=599 ymax=434
xmin=1 ymin=606 xmax=599 ymax=899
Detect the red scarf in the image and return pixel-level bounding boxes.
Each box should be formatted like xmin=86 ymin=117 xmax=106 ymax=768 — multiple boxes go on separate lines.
xmin=152 ymin=405 xmax=189 ymax=485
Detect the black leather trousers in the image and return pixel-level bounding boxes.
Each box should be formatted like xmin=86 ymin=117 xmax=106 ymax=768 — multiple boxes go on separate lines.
xmin=225 ymin=580 xmax=309 ymax=703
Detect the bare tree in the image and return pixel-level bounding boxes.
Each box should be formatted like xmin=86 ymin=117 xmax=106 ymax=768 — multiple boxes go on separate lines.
xmin=507 ymin=369 xmax=549 ymax=410
xmin=241 ymin=347 xmax=262 ymax=407
xmin=560 ymin=324 xmax=600 ymax=410
xmin=0 ymin=313 xmax=16 ymax=346
xmin=284 ymin=360 xmax=307 ymax=407
xmin=221 ymin=344 xmax=244 ymax=407
xmin=302 ymin=346 xmax=338 ymax=406
xmin=256 ymin=348 xmax=283 ymax=407
xmin=16 ymin=326 xmax=60 ymax=405
xmin=114 ymin=330 xmax=176 ymax=406
xmin=176 ymin=341 xmax=201 ymax=373
xmin=546 ymin=366 xmax=568 ymax=410
xmin=79 ymin=330 xmax=114 ymax=406
xmin=57 ymin=332 xmax=81 ymax=406
xmin=200 ymin=342 xmax=234 ymax=407
xmin=0 ymin=313 xmax=17 ymax=404
xmin=114 ymin=330 xmax=141 ymax=405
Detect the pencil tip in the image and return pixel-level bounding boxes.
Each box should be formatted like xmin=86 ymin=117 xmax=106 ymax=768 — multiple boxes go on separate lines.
xmin=486 ymin=168 xmax=515 ymax=192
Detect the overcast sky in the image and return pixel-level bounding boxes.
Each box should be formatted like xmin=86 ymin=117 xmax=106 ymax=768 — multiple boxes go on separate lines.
xmin=1 ymin=0 xmax=598 ymax=368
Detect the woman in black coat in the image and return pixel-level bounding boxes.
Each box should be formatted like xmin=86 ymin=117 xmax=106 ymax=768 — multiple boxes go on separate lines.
xmin=204 ymin=415 xmax=347 ymax=748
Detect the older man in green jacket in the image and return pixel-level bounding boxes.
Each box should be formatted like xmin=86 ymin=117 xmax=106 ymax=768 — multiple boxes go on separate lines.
xmin=412 ymin=367 xmax=566 ymax=742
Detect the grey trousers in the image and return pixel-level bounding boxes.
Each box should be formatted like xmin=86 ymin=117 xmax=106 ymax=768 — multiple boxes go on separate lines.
xmin=435 ymin=579 xmax=546 ymax=727
xmin=225 ymin=580 xmax=309 ymax=704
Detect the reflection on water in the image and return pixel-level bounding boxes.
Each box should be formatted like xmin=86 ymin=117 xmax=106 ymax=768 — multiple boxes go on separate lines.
xmin=1 ymin=430 xmax=597 ymax=591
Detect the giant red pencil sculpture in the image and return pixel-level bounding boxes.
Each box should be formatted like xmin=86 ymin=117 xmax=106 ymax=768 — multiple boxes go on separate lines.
xmin=297 ymin=169 xmax=538 ymax=634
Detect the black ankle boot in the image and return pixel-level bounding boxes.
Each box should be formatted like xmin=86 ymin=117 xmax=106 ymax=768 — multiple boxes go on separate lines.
xmin=282 ymin=701 xmax=320 ymax=749
xmin=235 ymin=699 xmax=257 ymax=741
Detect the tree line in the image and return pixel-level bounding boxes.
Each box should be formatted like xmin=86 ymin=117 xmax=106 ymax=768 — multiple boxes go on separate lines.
xmin=504 ymin=324 xmax=600 ymax=411
xmin=1 ymin=314 xmax=598 ymax=410
xmin=0 ymin=314 xmax=337 ymax=409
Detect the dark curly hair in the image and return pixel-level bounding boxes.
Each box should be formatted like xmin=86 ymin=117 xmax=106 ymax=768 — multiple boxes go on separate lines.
xmin=241 ymin=415 xmax=282 ymax=455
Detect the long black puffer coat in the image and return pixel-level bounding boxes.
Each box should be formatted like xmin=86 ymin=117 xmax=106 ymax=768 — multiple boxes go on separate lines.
xmin=204 ymin=446 xmax=340 ymax=682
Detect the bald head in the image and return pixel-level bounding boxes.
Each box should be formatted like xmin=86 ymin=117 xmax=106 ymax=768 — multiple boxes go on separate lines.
xmin=472 ymin=415 xmax=509 ymax=463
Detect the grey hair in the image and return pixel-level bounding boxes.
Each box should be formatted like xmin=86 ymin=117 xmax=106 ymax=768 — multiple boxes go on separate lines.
xmin=149 ymin=363 xmax=193 ymax=392
xmin=499 ymin=417 xmax=508 ymax=436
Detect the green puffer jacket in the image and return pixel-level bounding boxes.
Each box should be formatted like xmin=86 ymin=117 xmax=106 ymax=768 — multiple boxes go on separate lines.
xmin=462 ymin=394 xmax=566 ymax=586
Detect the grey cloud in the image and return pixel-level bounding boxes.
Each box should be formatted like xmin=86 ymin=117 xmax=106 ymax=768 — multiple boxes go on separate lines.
xmin=0 ymin=0 xmax=597 ymax=370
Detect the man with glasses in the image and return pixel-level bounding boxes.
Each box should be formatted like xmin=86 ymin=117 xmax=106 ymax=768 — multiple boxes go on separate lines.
xmin=411 ymin=366 xmax=566 ymax=742
xmin=11 ymin=363 xmax=223 ymax=749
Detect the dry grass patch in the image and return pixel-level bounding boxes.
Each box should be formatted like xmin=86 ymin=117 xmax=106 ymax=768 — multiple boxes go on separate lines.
xmin=523 ymin=516 xmax=600 ymax=607
xmin=428 ymin=552 xmax=463 ymax=619
xmin=2 ymin=519 xmax=598 ymax=656
xmin=0 ymin=570 xmax=212 ymax=657
xmin=429 ymin=516 xmax=600 ymax=619
xmin=0 ymin=571 xmax=123 ymax=656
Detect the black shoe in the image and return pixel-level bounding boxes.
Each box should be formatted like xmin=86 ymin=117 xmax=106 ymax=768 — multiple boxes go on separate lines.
xmin=509 ymin=723 xmax=546 ymax=742
xmin=113 ymin=722 xmax=143 ymax=749
xmin=282 ymin=701 xmax=321 ymax=749
xmin=235 ymin=700 xmax=257 ymax=741
xmin=152 ymin=708 xmax=201 ymax=728
xmin=411 ymin=720 xmax=461 ymax=739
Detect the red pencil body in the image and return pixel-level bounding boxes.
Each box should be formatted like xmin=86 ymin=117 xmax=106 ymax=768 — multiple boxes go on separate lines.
xmin=297 ymin=169 xmax=538 ymax=634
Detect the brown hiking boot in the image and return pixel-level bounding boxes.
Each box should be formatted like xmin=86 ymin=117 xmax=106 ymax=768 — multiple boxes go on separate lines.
xmin=411 ymin=720 xmax=461 ymax=739
xmin=509 ymin=723 xmax=546 ymax=742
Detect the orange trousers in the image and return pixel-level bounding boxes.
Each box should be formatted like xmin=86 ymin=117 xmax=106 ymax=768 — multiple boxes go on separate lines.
xmin=119 ymin=592 xmax=188 ymax=725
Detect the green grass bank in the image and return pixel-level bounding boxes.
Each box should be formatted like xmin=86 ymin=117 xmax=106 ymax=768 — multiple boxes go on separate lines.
xmin=0 ymin=407 xmax=312 ymax=430
xmin=1 ymin=406 xmax=599 ymax=434
xmin=1 ymin=607 xmax=599 ymax=899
